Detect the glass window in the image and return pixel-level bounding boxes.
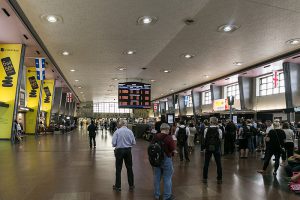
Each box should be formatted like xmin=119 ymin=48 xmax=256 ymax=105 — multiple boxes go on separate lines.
xmin=258 ymin=72 xmax=285 ymax=96
xmin=202 ymin=91 xmax=211 ymax=105
xmin=225 ymin=83 xmax=240 ymax=99
xmin=93 ymin=102 xmax=132 ymax=113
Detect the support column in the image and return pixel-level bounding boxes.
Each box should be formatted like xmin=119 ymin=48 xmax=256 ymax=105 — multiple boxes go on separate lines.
xmin=60 ymin=93 xmax=67 ymax=115
xmin=178 ymin=95 xmax=187 ymax=116
xmin=283 ymin=62 xmax=300 ymax=108
xmin=159 ymin=101 xmax=166 ymax=115
xmin=238 ymin=76 xmax=254 ymax=110
xmin=167 ymin=95 xmax=175 ymax=114
xmin=192 ymin=90 xmax=200 ymax=116
xmin=210 ymin=85 xmax=222 ymax=101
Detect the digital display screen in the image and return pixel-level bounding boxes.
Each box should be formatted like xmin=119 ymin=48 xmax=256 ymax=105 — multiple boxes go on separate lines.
xmin=118 ymin=82 xmax=151 ymax=109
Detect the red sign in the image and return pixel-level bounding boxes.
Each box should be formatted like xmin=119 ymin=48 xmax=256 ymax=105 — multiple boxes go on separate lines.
xmin=273 ymin=71 xmax=279 ymax=88
xmin=153 ymin=103 xmax=158 ymax=112
xmin=66 ymin=92 xmax=72 ymax=102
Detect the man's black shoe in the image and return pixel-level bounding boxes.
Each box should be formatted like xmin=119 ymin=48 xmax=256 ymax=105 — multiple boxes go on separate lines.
xmin=112 ymin=185 xmax=121 ymax=192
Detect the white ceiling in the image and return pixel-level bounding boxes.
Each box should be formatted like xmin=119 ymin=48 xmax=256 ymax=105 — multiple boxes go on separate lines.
xmin=14 ymin=0 xmax=300 ymax=102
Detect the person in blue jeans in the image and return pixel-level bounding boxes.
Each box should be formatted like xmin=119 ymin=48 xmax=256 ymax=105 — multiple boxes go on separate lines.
xmin=152 ymin=123 xmax=176 ymax=200
xmin=202 ymin=117 xmax=223 ymax=184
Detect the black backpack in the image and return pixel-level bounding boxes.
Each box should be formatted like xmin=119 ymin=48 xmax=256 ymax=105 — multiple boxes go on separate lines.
xmin=242 ymin=126 xmax=253 ymax=138
xmin=148 ymin=134 xmax=168 ymax=167
xmin=177 ymin=127 xmax=187 ymax=145
xmin=205 ymin=127 xmax=220 ymax=151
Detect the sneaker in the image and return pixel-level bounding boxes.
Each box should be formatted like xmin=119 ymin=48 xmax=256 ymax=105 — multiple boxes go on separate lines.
xmin=129 ymin=186 xmax=135 ymax=191
xmin=165 ymin=194 xmax=176 ymax=200
xmin=112 ymin=185 xmax=121 ymax=192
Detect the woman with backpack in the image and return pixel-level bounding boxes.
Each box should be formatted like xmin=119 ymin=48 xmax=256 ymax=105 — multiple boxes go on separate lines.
xmin=237 ymin=120 xmax=250 ymax=159
xmin=188 ymin=122 xmax=197 ymax=153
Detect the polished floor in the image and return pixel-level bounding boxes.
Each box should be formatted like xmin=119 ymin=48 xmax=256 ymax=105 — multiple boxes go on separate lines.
xmin=0 ymin=128 xmax=298 ymax=200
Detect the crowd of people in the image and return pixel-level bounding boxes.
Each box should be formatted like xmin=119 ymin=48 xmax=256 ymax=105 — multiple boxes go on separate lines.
xmin=86 ymin=116 xmax=300 ymax=199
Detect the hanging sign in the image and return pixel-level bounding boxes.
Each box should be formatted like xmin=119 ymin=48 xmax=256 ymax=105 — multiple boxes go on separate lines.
xmin=273 ymin=70 xmax=279 ymax=88
xmin=35 ymin=58 xmax=45 ymax=80
xmin=41 ymin=80 xmax=55 ymax=127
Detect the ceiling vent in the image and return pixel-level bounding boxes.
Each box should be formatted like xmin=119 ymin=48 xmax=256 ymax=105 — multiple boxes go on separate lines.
xmin=184 ymin=18 xmax=195 ymax=25
xmin=263 ymin=65 xmax=271 ymax=68
xmin=1 ymin=8 xmax=10 ymax=17
xmin=23 ymin=34 xmax=29 ymax=40
xmin=292 ymin=55 xmax=300 ymax=59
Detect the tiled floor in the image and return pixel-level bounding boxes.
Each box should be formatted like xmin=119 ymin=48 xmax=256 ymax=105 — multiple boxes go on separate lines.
xmin=0 ymin=127 xmax=298 ymax=200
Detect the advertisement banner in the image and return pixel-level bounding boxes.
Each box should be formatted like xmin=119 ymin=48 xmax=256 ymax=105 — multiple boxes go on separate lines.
xmin=213 ymin=99 xmax=231 ymax=111
xmin=41 ymin=80 xmax=55 ymax=127
xmin=0 ymin=44 xmax=24 ymax=139
xmin=25 ymin=67 xmax=42 ymax=134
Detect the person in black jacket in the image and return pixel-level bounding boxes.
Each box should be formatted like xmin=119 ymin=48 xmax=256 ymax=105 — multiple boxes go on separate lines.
xmin=88 ymin=120 xmax=97 ymax=148
xmin=257 ymin=120 xmax=285 ymax=176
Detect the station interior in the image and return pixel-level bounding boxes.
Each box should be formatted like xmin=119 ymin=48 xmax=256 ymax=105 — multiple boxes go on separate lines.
xmin=1 ymin=0 xmax=300 ymax=199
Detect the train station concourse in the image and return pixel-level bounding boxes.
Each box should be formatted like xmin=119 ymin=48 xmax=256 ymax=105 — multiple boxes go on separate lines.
xmin=1 ymin=0 xmax=300 ymax=199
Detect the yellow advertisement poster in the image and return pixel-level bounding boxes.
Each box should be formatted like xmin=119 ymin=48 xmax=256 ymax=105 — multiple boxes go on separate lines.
xmin=41 ymin=80 xmax=55 ymax=127
xmin=25 ymin=67 xmax=42 ymax=134
xmin=0 ymin=44 xmax=24 ymax=139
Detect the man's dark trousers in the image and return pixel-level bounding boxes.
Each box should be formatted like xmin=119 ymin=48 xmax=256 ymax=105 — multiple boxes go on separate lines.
xmin=115 ymin=148 xmax=134 ymax=188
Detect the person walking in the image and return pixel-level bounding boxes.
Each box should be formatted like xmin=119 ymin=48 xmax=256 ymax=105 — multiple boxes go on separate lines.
xmin=152 ymin=123 xmax=176 ymax=200
xmin=257 ymin=120 xmax=286 ymax=176
xmin=202 ymin=117 xmax=223 ymax=184
xmin=175 ymin=121 xmax=190 ymax=162
xmin=188 ymin=122 xmax=197 ymax=153
xmin=224 ymin=120 xmax=237 ymax=154
xmin=87 ymin=120 xmax=97 ymax=149
xmin=112 ymin=120 xmax=136 ymax=192
xmin=281 ymin=122 xmax=295 ymax=165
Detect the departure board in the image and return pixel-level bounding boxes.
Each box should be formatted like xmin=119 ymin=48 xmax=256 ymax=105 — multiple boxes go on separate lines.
xmin=118 ymin=82 xmax=151 ymax=109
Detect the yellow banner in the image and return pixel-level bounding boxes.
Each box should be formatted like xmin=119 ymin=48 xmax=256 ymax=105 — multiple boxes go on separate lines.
xmin=0 ymin=44 xmax=24 ymax=139
xmin=25 ymin=67 xmax=42 ymax=134
xmin=41 ymin=80 xmax=55 ymax=127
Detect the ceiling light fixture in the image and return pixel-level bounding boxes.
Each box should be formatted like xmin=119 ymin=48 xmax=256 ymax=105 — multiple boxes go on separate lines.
xmin=150 ymin=79 xmax=156 ymax=82
xmin=80 ymin=92 xmax=84 ymax=94
xmin=62 ymin=51 xmax=70 ymax=56
xmin=70 ymin=69 xmax=76 ymax=72
xmin=137 ymin=16 xmax=157 ymax=25
xmin=286 ymin=38 xmax=300 ymax=45
xmin=218 ymin=24 xmax=239 ymax=33
xmin=41 ymin=14 xmax=62 ymax=23
xmin=170 ymin=89 xmax=174 ymax=92
xmin=124 ymin=50 xmax=136 ymax=55
xmin=233 ymin=62 xmax=243 ymax=66
xmin=75 ymin=80 xmax=79 ymax=82
xmin=183 ymin=54 xmax=195 ymax=59
xmin=204 ymin=75 xmax=209 ymax=78
xmin=78 ymin=86 xmax=82 ymax=89
xmin=113 ymin=78 xmax=119 ymax=81
xmin=118 ymin=67 xmax=127 ymax=71
xmin=163 ymin=69 xmax=171 ymax=73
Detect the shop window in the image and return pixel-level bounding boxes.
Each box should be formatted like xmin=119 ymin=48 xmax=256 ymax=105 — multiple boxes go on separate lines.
xmin=93 ymin=102 xmax=132 ymax=113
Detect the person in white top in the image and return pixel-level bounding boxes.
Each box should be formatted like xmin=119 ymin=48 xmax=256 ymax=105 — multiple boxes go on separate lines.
xmin=175 ymin=121 xmax=190 ymax=162
xmin=282 ymin=122 xmax=294 ymax=160
xmin=188 ymin=122 xmax=197 ymax=153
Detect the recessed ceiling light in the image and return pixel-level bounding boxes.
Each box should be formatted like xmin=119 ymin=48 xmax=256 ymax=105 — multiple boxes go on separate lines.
xmin=218 ymin=24 xmax=239 ymax=33
xmin=113 ymin=78 xmax=119 ymax=81
xmin=182 ymin=54 xmax=195 ymax=59
xmin=137 ymin=16 xmax=158 ymax=25
xmin=117 ymin=67 xmax=127 ymax=71
xmin=78 ymin=86 xmax=82 ymax=89
xmin=286 ymin=38 xmax=300 ymax=45
xmin=41 ymin=14 xmax=62 ymax=23
xmin=150 ymin=79 xmax=156 ymax=82
xmin=233 ymin=62 xmax=243 ymax=66
xmin=124 ymin=50 xmax=136 ymax=55
xmin=75 ymin=80 xmax=79 ymax=82
xmin=70 ymin=69 xmax=76 ymax=72
xmin=204 ymin=75 xmax=209 ymax=78
xmin=80 ymin=92 xmax=84 ymax=94
xmin=163 ymin=69 xmax=171 ymax=73
xmin=62 ymin=51 xmax=70 ymax=56
xmin=161 ymin=93 xmax=164 ymax=95
xmin=170 ymin=89 xmax=174 ymax=92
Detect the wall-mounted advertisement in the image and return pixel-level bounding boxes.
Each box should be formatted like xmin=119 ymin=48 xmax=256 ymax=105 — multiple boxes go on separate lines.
xmin=25 ymin=67 xmax=42 ymax=134
xmin=41 ymin=80 xmax=55 ymax=127
xmin=0 ymin=44 xmax=24 ymax=139
xmin=213 ymin=99 xmax=229 ymax=111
